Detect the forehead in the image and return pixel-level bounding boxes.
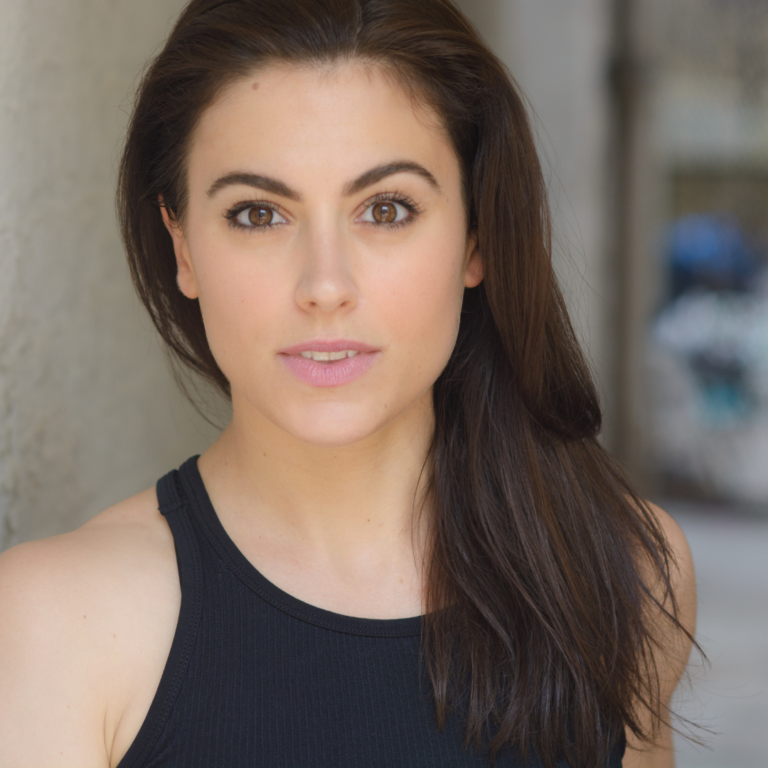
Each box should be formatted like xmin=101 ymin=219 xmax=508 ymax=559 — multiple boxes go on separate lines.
xmin=187 ymin=60 xmax=458 ymax=192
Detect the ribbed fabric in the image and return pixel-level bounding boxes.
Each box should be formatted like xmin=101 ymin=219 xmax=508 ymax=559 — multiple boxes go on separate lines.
xmin=117 ymin=457 xmax=626 ymax=768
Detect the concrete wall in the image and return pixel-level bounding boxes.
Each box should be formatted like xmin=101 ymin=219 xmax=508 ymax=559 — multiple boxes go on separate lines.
xmin=0 ymin=0 xmax=220 ymax=549
xmin=455 ymin=0 xmax=616 ymax=443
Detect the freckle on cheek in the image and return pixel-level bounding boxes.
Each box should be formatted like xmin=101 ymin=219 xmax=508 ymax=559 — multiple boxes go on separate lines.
xmin=252 ymin=81 xmax=260 ymax=90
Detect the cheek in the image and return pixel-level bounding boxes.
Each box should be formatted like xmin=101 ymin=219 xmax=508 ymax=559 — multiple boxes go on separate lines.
xmin=376 ymin=237 xmax=466 ymax=373
xmin=188 ymin=238 xmax=288 ymax=371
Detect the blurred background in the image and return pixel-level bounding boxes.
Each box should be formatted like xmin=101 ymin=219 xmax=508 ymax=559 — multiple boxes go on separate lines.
xmin=0 ymin=1 xmax=765 ymax=765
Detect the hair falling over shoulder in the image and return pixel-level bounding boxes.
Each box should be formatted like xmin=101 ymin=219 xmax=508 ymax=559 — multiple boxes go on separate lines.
xmin=117 ymin=1 xmax=698 ymax=765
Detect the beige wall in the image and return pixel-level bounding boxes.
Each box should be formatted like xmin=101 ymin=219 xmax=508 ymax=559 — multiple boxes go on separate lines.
xmin=0 ymin=1 xmax=220 ymax=549
xmin=456 ymin=0 xmax=616 ymax=443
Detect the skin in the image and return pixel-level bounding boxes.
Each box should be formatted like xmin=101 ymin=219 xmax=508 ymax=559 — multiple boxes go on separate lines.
xmin=0 ymin=62 xmax=695 ymax=767
xmin=623 ymin=509 xmax=697 ymax=768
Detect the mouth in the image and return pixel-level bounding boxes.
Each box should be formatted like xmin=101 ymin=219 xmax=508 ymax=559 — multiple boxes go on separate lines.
xmin=298 ymin=349 xmax=362 ymax=362
xmin=278 ymin=340 xmax=380 ymax=387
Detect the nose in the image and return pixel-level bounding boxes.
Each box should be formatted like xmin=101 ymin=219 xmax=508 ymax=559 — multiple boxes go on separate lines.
xmin=294 ymin=220 xmax=358 ymax=314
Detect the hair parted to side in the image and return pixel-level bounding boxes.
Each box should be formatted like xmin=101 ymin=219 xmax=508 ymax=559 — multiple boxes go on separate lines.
xmin=118 ymin=1 xmax=696 ymax=766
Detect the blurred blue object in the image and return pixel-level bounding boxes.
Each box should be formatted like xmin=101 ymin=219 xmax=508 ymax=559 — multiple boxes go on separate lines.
xmin=649 ymin=288 xmax=768 ymax=500
xmin=689 ymin=349 xmax=752 ymax=425
xmin=667 ymin=213 xmax=759 ymax=298
xmin=653 ymin=290 xmax=768 ymax=426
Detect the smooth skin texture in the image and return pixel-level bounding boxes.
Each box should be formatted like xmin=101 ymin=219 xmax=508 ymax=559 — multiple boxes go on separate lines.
xmin=0 ymin=62 xmax=695 ymax=767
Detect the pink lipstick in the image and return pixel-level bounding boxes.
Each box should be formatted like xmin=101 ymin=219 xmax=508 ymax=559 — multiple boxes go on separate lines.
xmin=278 ymin=339 xmax=380 ymax=388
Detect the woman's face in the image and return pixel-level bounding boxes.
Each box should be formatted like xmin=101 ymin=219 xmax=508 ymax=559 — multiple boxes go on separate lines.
xmin=165 ymin=61 xmax=482 ymax=448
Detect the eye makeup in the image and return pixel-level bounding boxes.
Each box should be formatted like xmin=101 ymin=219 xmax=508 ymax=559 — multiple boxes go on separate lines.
xmin=222 ymin=190 xmax=424 ymax=233
xmin=357 ymin=191 xmax=423 ymax=230
xmin=224 ymin=200 xmax=288 ymax=231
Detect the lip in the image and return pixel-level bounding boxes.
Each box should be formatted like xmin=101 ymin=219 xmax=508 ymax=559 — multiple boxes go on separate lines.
xmin=278 ymin=338 xmax=381 ymax=388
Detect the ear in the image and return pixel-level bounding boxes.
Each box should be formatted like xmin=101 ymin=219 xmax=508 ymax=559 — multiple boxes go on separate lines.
xmin=463 ymin=229 xmax=483 ymax=288
xmin=160 ymin=198 xmax=199 ymax=300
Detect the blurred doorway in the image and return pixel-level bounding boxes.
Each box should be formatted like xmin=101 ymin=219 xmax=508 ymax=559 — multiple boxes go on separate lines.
xmin=613 ymin=0 xmax=768 ymax=505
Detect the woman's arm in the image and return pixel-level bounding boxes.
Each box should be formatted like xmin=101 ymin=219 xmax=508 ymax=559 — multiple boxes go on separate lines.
xmin=0 ymin=488 xmax=179 ymax=768
xmin=0 ymin=534 xmax=114 ymax=767
xmin=623 ymin=504 xmax=698 ymax=768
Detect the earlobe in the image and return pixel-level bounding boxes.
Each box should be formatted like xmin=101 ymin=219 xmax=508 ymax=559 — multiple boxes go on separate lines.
xmin=159 ymin=198 xmax=199 ymax=300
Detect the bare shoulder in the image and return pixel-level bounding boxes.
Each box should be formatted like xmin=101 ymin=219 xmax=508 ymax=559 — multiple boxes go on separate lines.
xmin=623 ymin=501 xmax=697 ymax=768
xmin=2 ymin=485 xmax=171 ymax=571
xmin=645 ymin=501 xmax=697 ymax=636
xmin=0 ymin=487 xmax=177 ymax=629
xmin=0 ymin=488 xmax=180 ymax=767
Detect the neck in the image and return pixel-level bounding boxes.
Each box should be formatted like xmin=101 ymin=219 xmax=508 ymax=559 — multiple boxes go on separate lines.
xmin=198 ymin=392 xmax=434 ymax=565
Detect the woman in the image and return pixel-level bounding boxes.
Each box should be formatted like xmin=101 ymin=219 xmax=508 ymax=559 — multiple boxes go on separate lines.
xmin=0 ymin=1 xmax=697 ymax=766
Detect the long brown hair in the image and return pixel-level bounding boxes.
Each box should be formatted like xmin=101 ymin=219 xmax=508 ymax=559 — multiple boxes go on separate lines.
xmin=117 ymin=1 xmax=692 ymax=765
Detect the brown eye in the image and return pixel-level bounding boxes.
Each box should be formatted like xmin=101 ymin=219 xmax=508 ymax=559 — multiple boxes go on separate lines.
xmin=372 ymin=202 xmax=398 ymax=224
xmin=248 ymin=206 xmax=274 ymax=226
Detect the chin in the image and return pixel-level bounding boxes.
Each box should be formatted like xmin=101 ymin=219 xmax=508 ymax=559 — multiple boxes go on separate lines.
xmin=285 ymin=417 xmax=389 ymax=449
xmin=303 ymin=400 xmax=394 ymax=445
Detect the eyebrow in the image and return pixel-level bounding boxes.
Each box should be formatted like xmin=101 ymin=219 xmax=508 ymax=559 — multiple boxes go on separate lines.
xmin=207 ymin=172 xmax=299 ymax=200
xmin=206 ymin=161 xmax=440 ymax=200
xmin=343 ymin=161 xmax=440 ymax=197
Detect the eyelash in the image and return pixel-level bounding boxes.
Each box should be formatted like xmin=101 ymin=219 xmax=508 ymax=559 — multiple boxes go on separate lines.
xmin=223 ymin=191 xmax=423 ymax=233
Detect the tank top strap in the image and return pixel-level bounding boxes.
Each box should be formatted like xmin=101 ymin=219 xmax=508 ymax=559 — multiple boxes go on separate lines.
xmin=116 ymin=462 xmax=204 ymax=768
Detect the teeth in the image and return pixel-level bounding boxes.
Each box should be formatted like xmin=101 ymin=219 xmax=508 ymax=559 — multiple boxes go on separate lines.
xmin=299 ymin=350 xmax=360 ymax=362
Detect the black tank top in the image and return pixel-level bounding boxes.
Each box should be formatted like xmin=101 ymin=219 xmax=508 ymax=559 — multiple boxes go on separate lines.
xmin=117 ymin=457 xmax=625 ymax=768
